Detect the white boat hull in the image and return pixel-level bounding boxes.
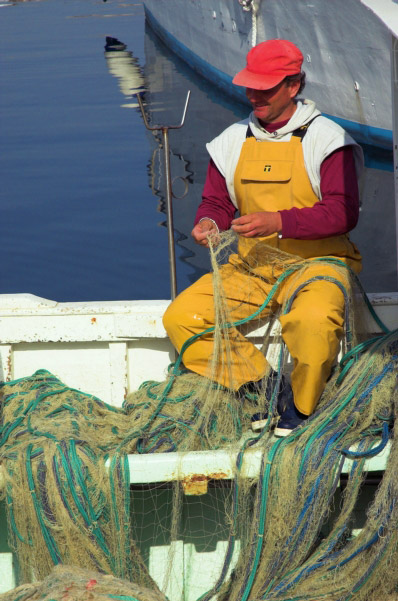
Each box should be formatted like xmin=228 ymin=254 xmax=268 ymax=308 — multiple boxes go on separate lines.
xmin=143 ymin=0 xmax=393 ymax=148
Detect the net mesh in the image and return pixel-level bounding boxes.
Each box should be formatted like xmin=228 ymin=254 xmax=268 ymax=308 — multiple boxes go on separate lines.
xmin=0 ymin=232 xmax=398 ymax=601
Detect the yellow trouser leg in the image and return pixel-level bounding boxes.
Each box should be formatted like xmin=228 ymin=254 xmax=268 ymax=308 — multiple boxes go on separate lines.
xmin=162 ymin=263 xmax=274 ymax=390
xmin=163 ymin=258 xmax=349 ymax=409
xmin=278 ymin=264 xmax=347 ymax=415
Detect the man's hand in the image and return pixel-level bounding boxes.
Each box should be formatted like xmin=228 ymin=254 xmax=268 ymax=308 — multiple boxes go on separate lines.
xmin=191 ymin=219 xmax=219 ymax=248
xmin=231 ymin=211 xmax=282 ymax=238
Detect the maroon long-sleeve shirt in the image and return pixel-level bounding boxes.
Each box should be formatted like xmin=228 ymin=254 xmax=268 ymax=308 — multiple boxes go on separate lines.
xmin=194 ymin=121 xmax=360 ymax=240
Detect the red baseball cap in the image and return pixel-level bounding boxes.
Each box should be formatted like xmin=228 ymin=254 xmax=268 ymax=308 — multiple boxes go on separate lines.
xmin=232 ymin=39 xmax=303 ymax=90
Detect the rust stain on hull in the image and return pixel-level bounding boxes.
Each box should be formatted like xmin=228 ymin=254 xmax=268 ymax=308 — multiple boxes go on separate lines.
xmin=181 ymin=472 xmax=228 ymax=496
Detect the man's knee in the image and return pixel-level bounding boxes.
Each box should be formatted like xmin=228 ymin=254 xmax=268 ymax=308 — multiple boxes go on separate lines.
xmin=162 ymin=299 xmax=181 ymax=335
xmin=163 ymin=295 xmax=208 ymax=338
xmin=284 ymin=279 xmax=345 ymax=329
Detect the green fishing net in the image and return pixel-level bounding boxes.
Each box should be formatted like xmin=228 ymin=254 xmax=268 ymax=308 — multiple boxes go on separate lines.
xmin=0 ymin=232 xmax=397 ymax=601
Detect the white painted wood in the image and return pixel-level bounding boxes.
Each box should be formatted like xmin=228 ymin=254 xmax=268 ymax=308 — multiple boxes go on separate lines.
xmin=0 ymin=554 xmax=15 ymax=593
xmin=109 ymin=342 xmax=128 ymax=404
xmin=149 ymin=542 xmax=184 ymax=601
xmin=0 ymin=344 xmax=12 ymax=382
xmin=127 ymin=339 xmax=174 ymax=393
xmin=0 ymin=296 xmax=174 ymax=406
xmin=122 ymin=440 xmax=390 ymax=486
xmin=0 ymin=297 xmax=169 ymax=342
xmin=183 ymin=540 xmax=241 ymax=601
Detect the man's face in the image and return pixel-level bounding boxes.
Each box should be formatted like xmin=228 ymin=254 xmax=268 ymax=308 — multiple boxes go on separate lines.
xmin=246 ymin=79 xmax=300 ymax=124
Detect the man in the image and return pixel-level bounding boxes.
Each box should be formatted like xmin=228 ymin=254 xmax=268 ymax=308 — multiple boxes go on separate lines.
xmin=163 ymin=39 xmax=363 ymax=436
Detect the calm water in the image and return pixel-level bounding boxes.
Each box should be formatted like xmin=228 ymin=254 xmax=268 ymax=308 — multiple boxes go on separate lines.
xmin=1 ymin=0 xmax=397 ymax=302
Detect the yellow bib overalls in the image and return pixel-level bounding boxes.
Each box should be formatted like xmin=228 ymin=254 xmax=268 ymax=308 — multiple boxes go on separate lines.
xmin=163 ymin=126 xmax=362 ymax=414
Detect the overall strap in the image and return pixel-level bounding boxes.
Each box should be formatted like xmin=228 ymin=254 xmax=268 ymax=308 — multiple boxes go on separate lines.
xmin=291 ymin=115 xmax=321 ymax=141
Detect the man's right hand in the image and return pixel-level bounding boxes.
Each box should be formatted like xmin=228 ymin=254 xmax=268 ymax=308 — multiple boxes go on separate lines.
xmin=191 ymin=219 xmax=219 ymax=248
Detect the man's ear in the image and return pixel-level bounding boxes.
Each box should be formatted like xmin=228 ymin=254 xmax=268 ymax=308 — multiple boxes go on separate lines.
xmin=288 ymin=80 xmax=301 ymax=99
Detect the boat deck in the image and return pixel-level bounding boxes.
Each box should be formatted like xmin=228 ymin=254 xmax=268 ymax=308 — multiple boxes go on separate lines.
xmin=0 ymin=292 xmax=396 ymax=595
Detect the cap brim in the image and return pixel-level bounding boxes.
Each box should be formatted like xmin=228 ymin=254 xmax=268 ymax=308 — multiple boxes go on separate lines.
xmin=232 ymin=68 xmax=286 ymax=90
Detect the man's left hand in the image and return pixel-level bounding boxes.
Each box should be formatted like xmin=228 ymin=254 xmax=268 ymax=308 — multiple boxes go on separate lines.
xmin=231 ymin=211 xmax=282 ymax=237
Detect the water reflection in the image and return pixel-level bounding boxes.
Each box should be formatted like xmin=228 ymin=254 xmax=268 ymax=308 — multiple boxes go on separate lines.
xmin=104 ymin=36 xmax=146 ymax=108
xmin=106 ymin=21 xmax=397 ymax=293
xmin=104 ymin=27 xmax=248 ymax=287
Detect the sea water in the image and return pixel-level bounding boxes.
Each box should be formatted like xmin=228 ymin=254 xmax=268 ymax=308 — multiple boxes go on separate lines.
xmin=1 ymin=0 xmax=396 ymax=302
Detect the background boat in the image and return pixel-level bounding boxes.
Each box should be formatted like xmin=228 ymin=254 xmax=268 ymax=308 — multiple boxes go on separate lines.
xmin=143 ymin=0 xmax=393 ymax=149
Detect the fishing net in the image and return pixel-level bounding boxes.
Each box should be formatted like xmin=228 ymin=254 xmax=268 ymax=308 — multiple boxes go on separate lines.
xmin=0 ymin=564 xmax=167 ymax=601
xmin=0 ymin=231 xmax=398 ymax=601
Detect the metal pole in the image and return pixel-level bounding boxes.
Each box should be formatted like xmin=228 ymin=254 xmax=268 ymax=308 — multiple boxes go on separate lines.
xmin=162 ymin=127 xmax=177 ymax=300
xmin=136 ymin=91 xmax=191 ymax=300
